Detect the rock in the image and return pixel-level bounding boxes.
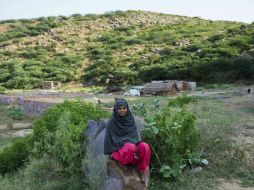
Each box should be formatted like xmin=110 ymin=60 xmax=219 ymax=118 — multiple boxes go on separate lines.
xmin=191 ymin=167 xmax=203 ymax=173
xmin=12 ymin=123 xmax=32 ymax=129
xmin=233 ymin=87 xmax=253 ymax=96
xmin=101 ymin=158 xmax=147 ymax=190
xmin=13 ymin=129 xmax=33 ymax=137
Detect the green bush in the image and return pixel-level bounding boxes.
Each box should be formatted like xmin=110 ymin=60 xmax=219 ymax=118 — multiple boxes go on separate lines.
xmin=0 ymin=86 xmax=6 ymax=94
xmin=137 ymin=97 xmax=203 ymax=180
xmin=0 ymin=136 xmax=33 ymax=175
xmin=8 ymin=106 xmax=24 ymax=120
xmin=32 ymin=100 xmax=109 ymax=176
xmin=0 ymin=155 xmax=87 ymax=190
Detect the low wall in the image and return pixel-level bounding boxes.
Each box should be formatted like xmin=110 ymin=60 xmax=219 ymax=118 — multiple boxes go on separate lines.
xmin=0 ymin=95 xmax=110 ymax=116
xmin=0 ymin=95 xmax=56 ymax=116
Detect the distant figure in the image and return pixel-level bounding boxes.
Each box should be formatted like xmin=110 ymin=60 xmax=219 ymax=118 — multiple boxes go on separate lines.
xmin=104 ymin=99 xmax=151 ymax=186
xmin=247 ymin=88 xmax=251 ymax=94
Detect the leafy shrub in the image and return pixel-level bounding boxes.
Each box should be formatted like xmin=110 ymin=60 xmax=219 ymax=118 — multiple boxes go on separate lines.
xmin=32 ymin=100 xmax=109 ymax=176
xmin=136 ymin=97 xmax=203 ymax=180
xmin=8 ymin=106 xmax=24 ymax=120
xmin=132 ymin=102 xmax=148 ymax=116
xmin=0 ymin=155 xmax=86 ymax=190
xmin=0 ymin=136 xmax=33 ymax=175
xmin=0 ymin=86 xmax=6 ymax=94
xmin=0 ymin=19 xmax=58 ymax=43
xmin=208 ymin=34 xmax=225 ymax=42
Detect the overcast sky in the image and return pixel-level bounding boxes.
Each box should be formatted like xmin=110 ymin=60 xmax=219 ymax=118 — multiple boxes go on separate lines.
xmin=0 ymin=0 xmax=253 ymax=23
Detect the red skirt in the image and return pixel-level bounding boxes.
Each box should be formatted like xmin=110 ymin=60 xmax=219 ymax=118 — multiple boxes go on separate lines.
xmin=111 ymin=142 xmax=151 ymax=172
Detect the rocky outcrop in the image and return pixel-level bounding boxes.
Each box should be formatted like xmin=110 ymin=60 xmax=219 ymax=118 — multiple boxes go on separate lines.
xmin=101 ymin=158 xmax=146 ymax=190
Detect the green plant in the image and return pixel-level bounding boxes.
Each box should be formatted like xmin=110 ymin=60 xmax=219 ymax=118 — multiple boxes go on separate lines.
xmin=32 ymin=100 xmax=110 ymax=176
xmin=134 ymin=97 xmax=202 ymax=180
xmin=0 ymin=155 xmax=87 ymax=190
xmin=0 ymin=136 xmax=33 ymax=175
xmin=8 ymin=106 xmax=24 ymax=120
xmin=0 ymin=86 xmax=6 ymax=94
xmin=144 ymin=107 xmax=200 ymax=179
xmin=132 ymin=102 xmax=148 ymax=116
xmin=168 ymin=94 xmax=197 ymax=107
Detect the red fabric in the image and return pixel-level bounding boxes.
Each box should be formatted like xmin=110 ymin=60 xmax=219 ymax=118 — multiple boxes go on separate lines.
xmin=111 ymin=142 xmax=151 ymax=172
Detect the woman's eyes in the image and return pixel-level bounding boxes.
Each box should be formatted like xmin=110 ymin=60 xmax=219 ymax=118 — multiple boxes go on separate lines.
xmin=118 ymin=108 xmax=127 ymax=111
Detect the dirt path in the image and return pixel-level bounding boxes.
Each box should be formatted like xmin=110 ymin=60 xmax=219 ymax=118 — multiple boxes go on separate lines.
xmin=219 ymin=179 xmax=254 ymax=190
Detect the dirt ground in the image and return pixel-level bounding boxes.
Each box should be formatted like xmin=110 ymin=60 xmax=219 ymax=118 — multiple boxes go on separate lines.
xmin=219 ymin=179 xmax=254 ymax=190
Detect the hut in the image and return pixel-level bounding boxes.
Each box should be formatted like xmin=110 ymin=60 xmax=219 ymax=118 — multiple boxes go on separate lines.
xmin=162 ymin=80 xmax=196 ymax=91
xmin=43 ymin=81 xmax=61 ymax=90
xmin=140 ymin=81 xmax=179 ymax=96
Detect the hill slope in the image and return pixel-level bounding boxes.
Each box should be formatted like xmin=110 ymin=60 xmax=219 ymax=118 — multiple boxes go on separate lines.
xmin=0 ymin=11 xmax=253 ymax=89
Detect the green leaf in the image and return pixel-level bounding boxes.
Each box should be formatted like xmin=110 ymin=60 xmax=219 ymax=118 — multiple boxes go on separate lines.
xmin=151 ymin=126 xmax=159 ymax=134
xmin=147 ymin=121 xmax=157 ymax=127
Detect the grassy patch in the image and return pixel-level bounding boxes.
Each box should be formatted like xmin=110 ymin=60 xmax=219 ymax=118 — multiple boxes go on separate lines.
xmin=0 ymin=137 xmax=21 ymax=150
xmin=133 ymin=95 xmax=254 ymax=189
xmin=0 ymin=104 xmax=34 ymax=125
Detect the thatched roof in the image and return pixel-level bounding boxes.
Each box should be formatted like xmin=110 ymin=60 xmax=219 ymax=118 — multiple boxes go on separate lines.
xmin=141 ymin=81 xmax=179 ymax=94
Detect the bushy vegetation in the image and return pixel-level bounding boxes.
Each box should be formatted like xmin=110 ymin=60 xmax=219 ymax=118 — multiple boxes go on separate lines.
xmin=0 ymin=136 xmax=33 ymax=174
xmin=84 ymin=19 xmax=254 ymax=85
xmin=0 ymin=53 xmax=83 ymax=89
xmin=133 ymin=96 xmax=205 ymax=180
xmin=0 ymin=100 xmax=109 ymax=190
xmin=0 ymin=11 xmax=254 ymax=89
xmin=0 ymin=95 xmax=254 ymax=189
xmin=8 ymin=106 xmax=24 ymax=120
xmin=31 ymin=100 xmax=109 ymax=176
xmin=0 ymin=86 xmax=5 ymax=94
xmin=0 ymin=155 xmax=86 ymax=190
xmin=0 ymin=17 xmax=59 ymax=43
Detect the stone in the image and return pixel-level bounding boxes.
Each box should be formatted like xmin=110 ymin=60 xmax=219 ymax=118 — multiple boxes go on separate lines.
xmin=12 ymin=123 xmax=32 ymax=129
xmin=13 ymin=129 xmax=33 ymax=137
xmin=191 ymin=167 xmax=203 ymax=173
xmin=101 ymin=158 xmax=147 ymax=190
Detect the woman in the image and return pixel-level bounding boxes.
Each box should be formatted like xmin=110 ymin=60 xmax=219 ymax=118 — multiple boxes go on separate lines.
xmin=104 ymin=98 xmax=151 ymax=185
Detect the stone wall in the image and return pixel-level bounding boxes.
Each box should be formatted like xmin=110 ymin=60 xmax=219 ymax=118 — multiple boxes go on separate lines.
xmin=0 ymin=95 xmax=56 ymax=115
xmin=233 ymin=87 xmax=254 ymax=96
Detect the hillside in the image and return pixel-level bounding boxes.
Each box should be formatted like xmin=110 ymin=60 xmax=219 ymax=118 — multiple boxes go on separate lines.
xmin=0 ymin=10 xmax=254 ymax=89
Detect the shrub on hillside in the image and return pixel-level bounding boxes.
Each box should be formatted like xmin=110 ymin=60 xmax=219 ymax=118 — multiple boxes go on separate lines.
xmin=32 ymin=100 xmax=110 ymax=176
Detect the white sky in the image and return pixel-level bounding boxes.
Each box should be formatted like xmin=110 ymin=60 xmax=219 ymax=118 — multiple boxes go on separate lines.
xmin=0 ymin=0 xmax=253 ymax=23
